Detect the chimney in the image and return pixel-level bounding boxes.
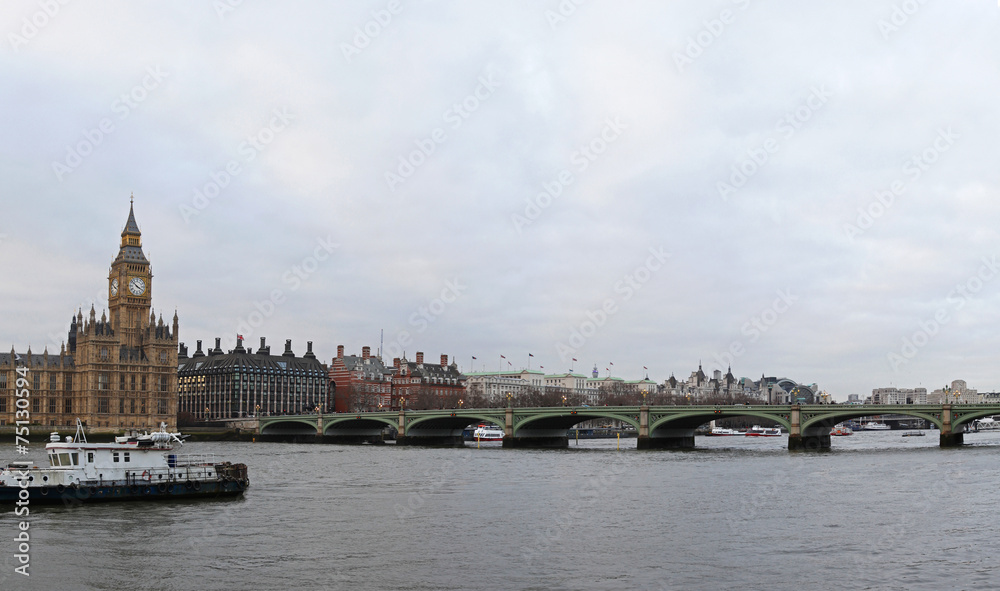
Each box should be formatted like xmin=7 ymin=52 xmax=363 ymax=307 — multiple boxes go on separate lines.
xmin=337 ymin=345 xmax=344 ymax=359
xmin=393 ymin=357 xmax=400 ymax=368
xmin=416 ymin=351 xmax=424 ymax=365
xmin=283 ymin=339 xmax=295 ymax=357
xmin=304 ymin=341 xmax=316 ymax=359
xmin=441 ymin=354 xmax=448 ymax=366
xmin=362 ymin=346 xmax=370 ymax=360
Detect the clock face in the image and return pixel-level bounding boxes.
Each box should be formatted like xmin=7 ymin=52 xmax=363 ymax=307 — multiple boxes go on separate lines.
xmin=129 ymin=277 xmax=146 ymax=296
xmin=110 ymin=278 xmax=118 ymax=296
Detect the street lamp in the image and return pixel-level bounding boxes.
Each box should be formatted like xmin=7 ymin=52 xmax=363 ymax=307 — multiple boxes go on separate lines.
xmin=458 ymin=399 xmax=463 ymax=409
xmin=562 ymin=395 xmax=567 ymax=407
xmin=506 ymin=392 xmax=513 ymax=408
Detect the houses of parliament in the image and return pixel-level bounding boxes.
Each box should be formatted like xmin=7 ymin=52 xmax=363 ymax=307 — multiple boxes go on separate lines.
xmin=0 ymin=201 xmax=179 ymax=431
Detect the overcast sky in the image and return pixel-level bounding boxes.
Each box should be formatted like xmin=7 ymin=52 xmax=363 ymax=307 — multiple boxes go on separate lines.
xmin=2 ymin=1 xmax=999 ymax=400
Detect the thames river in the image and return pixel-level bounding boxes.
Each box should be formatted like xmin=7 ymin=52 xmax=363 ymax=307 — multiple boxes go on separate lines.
xmin=4 ymin=430 xmax=999 ymax=591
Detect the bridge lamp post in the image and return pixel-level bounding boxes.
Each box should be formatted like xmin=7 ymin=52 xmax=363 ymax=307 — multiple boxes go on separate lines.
xmin=562 ymin=395 xmax=567 ymax=407
xmin=507 ymin=392 xmax=512 ymax=408
xmin=458 ymin=399 xmax=463 ymax=409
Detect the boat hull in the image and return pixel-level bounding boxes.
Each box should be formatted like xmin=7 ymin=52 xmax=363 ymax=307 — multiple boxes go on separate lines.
xmin=0 ymin=479 xmax=247 ymax=505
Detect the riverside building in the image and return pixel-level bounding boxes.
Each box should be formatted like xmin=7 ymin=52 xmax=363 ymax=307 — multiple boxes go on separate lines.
xmin=177 ymin=337 xmax=328 ymax=419
xmin=0 ymin=200 xmax=178 ymax=431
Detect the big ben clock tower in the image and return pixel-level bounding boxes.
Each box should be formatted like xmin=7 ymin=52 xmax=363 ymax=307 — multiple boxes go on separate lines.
xmin=109 ymin=195 xmax=153 ymax=349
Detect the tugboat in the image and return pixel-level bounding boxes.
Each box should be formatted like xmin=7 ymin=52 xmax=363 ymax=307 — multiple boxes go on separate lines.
xmin=0 ymin=420 xmax=249 ymax=504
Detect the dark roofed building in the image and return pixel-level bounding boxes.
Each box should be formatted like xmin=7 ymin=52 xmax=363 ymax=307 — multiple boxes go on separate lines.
xmin=178 ymin=336 xmax=328 ymax=420
xmin=391 ymin=351 xmax=466 ymax=410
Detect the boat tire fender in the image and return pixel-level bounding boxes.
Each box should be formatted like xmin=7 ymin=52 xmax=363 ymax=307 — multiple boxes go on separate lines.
xmin=56 ymin=484 xmax=65 ymax=493
xmin=157 ymin=483 xmax=168 ymax=493
xmin=192 ymin=481 xmax=201 ymax=491
xmin=185 ymin=480 xmax=194 ymax=490
xmin=40 ymin=486 xmax=49 ymax=496
xmin=142 ymin=486 xmax=151 ymax=495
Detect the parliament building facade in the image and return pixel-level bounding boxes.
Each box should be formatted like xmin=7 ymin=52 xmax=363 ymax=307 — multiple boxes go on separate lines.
xmin=0 ymin=201 xmax=179 ymax=431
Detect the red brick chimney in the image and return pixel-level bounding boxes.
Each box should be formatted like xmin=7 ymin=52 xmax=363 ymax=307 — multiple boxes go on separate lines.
xmin=440 ymin=354 xmax=448 ymax=366
xmin=393 ymin=357 xmax=400 ymax=368
xmin=337 ymin=345 xmax=344 ymax=359
xmin=362 ymin=346 xmax=370 ymax=360
xmin=416 ymin=351 xmax=424 ymax=364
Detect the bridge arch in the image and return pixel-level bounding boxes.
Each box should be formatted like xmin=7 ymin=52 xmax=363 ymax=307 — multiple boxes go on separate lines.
xmin=800 ymin=409 xmax=942 ymax=432
xmin=648 ymin=409 xmax=791 ymax=433
xmin=405 ymin=413 xmax=506 ymax=433
xmin=512 ymin=409 xmax=641 ymax=436
xmin=259 ymin=418 xmax=318 ymax=435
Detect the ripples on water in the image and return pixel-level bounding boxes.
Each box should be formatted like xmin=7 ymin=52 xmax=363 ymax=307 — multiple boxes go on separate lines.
xmin=4 ymin=431 xmax=999 ymax=591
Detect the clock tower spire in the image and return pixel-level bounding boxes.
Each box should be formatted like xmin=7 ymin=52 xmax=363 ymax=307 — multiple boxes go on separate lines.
xmin=109 ymin=196 xmax=152 ymax=349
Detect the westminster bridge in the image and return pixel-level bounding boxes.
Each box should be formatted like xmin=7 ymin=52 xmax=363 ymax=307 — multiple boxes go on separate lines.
xmin=256 ymin=404 xmax=1000 ymax=450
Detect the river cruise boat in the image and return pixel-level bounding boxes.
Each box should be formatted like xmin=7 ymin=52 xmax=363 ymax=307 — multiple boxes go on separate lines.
xmin=472 ymin=424 xmax=504 ymax=441
xmin=973 ymin=417 xmax=1000 ymax=431
xmin=862 ymin=422 xmax=891 ymax=430
xmin=745 ymin=425 xmax=781 ymax=437
xmin=707 ymin=427 xmax=744 ymax=436
xmin=830 ymin=424 xmax=853 ymax=436
xmin=0 ymin=420 xmax=249 ymax=504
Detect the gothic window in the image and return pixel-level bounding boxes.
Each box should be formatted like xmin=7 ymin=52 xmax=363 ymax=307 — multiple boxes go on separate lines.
xmin=120 ymin=374 xmax=126 ymax=391
xmin=0 ymin=397 xmax=6 ymax=412
xmin=64 ymin=398 xmax=72 ymax=414
xmin=64 ymin=374 xmax=72 ymax=391
xmin=98 ymin=397 xmax=109 ymax=414
xmin=141 ymin=376 xmax=146 ymax=391
xmin=33 ymin=373 xmax=40 ymax=390
xmin=141 ymin=399 xmax=147 ymax=414
xmin=130 ymin=399 xmax=136 ymax=414
xmin=48 ymin=398 xmax=56 ymax=414
xmin=49 ymin=373 xmax=57 ymax=390
xmin=119 ymin=398 xmax=125 ymax=414
xmin=32 ymin=397 xmax=40 ymax=413
xmin=159 ymin=351 xmax=167 ymax=363
xmin=0 ymin=374 xmax=6 ymax=389
xmin=131 ymin=375 xmax=136 ymax=390
xmin=100 ymin=347 xmax=109 ymax=360
xmin=98 ymin=373 xmax=109 ymax=390
xmin=160 ymin=376 xmax=168 ymax=393
xmin=157 ymin=398 xmax=167 ymax=415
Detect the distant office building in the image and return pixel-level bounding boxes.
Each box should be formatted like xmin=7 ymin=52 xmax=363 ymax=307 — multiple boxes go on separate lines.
xmin=465 ymin=372 xmax=536 ymax=403
xmin=928 ymin=379 xmax=978 ymax=404
xmin=329 ymin=345 xmax=393 ymax=412
xmin=544 ymin=372 xmax=597 ymax=404
xmin=0 ymin=201 xmax=178 ymax=431
xmin=177 ymin=337 xmax=328 ymax=419
xmin=847 ymin=394 xmax=861 ymax=404
xmin=871 ymin=387 xmax=927 ymax=404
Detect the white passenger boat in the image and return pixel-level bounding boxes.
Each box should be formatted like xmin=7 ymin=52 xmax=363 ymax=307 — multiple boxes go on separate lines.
xmin=745 ymin=425 xmax=781 ymax=437
xmin=973 ymin=417 xmax=1000 ymax=431
xmin=862 ymin=422 xmax=891 ymax=430
xmin=0 ymin=420 xmax=249 ymax=504
xmin=707 ymin=427 xmax=744 ymax=436
xmin=472 ymin=424 xmax=504 ymax=441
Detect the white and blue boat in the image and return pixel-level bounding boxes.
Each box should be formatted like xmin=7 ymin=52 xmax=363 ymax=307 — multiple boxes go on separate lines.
xmin=0 ymin=420 xmax=248 ymax=504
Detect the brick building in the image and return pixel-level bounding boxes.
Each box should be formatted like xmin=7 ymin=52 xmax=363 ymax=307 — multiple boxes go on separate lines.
xmin=391 ymin=352 xmax=466 ymax=409
xmin=329 ymin=345 xmax=393 ymax=412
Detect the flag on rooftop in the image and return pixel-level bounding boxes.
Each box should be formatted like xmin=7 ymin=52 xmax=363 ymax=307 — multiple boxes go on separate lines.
xmin=528 ymin=353 xmax=534 ymax=357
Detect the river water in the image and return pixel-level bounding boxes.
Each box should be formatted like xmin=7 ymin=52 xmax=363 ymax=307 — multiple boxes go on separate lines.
xmin=3 ymin=430 xmax=998 ymax=591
